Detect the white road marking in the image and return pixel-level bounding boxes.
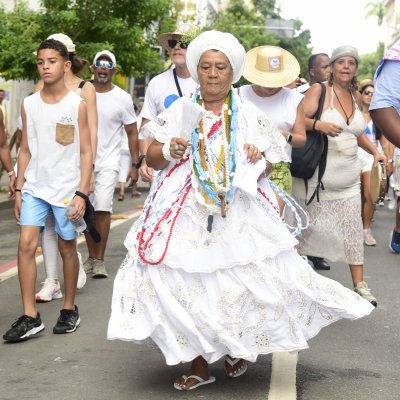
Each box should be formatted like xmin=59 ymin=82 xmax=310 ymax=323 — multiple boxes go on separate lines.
xmin=0 ymin=210 xmax=142 ymax=282
xmin=268 ymin=352 xmax=298 ymax=400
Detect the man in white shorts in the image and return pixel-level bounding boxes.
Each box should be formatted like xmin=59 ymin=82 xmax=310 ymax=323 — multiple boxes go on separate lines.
xmin=84 ymin=50 xmax=140 ymax=278
xmin=139 ymin=22 xmax=198 ymax=183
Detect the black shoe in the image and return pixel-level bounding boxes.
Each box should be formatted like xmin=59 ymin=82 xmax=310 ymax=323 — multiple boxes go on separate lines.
xmin=53 ymin=306 xmax=80 ymax=334
xmin=3 ymin=313 xmax=45 ymax=342
xmin=308 ymin=256 xmax=331 ymax=270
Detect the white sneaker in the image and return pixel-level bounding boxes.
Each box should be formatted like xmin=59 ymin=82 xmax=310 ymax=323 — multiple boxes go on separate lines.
xmin=363 ymin=228 xmax=377 ymax=246
xmin=35 ymin=279 xmax=63 ymax=302
xmin=388 ymin=198 xmax=396 ymax=211
xmin=354 ymin=281 xmax=377 ymax=307
xmin=76 ymin=252 xmax=87 ymax=289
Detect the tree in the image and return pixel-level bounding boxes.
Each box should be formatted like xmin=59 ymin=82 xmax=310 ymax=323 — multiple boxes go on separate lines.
xmin=358 ymin=42 xmax=385 ymax=81
xmin=207 ymin=0 xmax=312 ymax=83
xmin=0 ymin=0 xmax=176 ymax=81
xmin=365 ymin=1 xmax=386 ymax=25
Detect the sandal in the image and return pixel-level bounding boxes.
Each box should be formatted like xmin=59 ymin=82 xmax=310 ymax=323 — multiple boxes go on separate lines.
xmin=224 ymin=356 xmax=248 ymax=378
xmin=173 ymin=374 xmax=216 ymax=391
xmin=118 ymin=194 xmax=124 ymax=201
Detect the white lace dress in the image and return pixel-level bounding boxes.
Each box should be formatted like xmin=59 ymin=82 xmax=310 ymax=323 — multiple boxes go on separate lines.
xmin=291 ymin=87 xmax=366 ymax=264
xmin=108 ymin=94 xmax=374 ymax=365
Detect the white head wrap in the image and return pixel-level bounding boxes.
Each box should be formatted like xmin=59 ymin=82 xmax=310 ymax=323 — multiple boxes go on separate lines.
xmin=186 ymin=30 xmax=245 ymax=84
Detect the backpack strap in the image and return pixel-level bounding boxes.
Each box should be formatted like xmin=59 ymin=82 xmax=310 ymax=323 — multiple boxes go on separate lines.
xmin=305 ymin=82 xmax=327 ymax=205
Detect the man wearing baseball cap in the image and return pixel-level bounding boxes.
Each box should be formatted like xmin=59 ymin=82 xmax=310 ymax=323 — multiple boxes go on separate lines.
xmin=83 ymin=50 xmax=140 ymax=278
xmin=139 ymin=22 xmax=199 ymax=183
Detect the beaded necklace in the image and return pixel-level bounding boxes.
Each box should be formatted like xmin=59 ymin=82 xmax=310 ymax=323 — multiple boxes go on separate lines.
xmin=191 ymin=89 xmax=237 ymax=218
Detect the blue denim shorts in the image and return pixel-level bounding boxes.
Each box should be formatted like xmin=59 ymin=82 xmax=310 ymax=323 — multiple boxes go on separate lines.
xmin=20 ymin=192 xmax=77 ymax=240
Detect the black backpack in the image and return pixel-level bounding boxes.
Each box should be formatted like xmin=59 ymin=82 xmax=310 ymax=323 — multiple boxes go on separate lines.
xmin=290 ymin=82 xmax=328 ymax=205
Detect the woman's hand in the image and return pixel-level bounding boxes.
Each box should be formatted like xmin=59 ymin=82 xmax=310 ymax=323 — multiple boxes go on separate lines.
xmin=315 ymin=120 xmax=342 ymax=137
xmin=244 ymin=144 xmax=262 ymax=164
xmin=140 ymin=159 xmax=153 ymax=183
xmin=170 ymin=137 xmax=191 ymax=160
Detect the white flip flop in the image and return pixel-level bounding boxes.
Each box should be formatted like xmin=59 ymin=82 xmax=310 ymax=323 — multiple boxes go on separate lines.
xmin=173 ymin=374 xmax=216 ymax=391
xmin=224 ymin=356 xmax=248 ymax=378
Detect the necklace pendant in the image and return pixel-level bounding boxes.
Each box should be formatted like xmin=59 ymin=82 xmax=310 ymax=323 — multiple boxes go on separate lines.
xmin=218 ymin=192 xmax=227 ymax=218
xmin=207 ymin=215 xmax=214 ymax=232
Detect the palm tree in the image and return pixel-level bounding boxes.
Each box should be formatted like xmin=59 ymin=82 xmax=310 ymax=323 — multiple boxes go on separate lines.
xmin=365 ymin=1 xmax=386 ymax=25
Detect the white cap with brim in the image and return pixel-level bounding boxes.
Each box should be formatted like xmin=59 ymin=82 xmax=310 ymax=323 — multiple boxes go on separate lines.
xmin=243 ymin=45 xmax=300 ymax=88
xmin=47 ymin=33 xmax=76 ymax=53
xmin=93 ymin=50 xmax=116 ymax=66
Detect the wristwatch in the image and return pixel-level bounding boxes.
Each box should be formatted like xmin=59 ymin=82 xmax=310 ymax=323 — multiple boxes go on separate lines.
xmin=132 ymin=155 xmax=145 ymax=169
xmin=286 ymin=132 xmax=293 ymax=144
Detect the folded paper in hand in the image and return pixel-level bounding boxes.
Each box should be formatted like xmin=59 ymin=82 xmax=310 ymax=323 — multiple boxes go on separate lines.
xmin=232 ymin=153 xmax=266 ymax=197
xmin=180 ymin=102 xmax=205 ymax=140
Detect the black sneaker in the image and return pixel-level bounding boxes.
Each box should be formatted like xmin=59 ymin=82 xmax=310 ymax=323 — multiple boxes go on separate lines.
xmin=53 ymin=306 xmax=80 ymax=334
xmin=307 ymin=256 xmax=331 ymax=270
xmin=3 ymin=313 xmax=45 ymax=342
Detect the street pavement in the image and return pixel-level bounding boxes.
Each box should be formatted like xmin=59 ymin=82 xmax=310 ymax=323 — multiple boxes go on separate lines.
xmin=0 ymin=190 xmax=399 ymax=400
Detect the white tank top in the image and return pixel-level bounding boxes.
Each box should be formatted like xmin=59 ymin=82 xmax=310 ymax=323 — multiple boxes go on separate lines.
xmin=23 ymin=90 xmax=83 ymax=206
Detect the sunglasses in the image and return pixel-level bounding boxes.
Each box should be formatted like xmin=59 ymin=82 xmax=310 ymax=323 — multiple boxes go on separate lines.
xmin=363 ymin=90 xmax=374 ymax=96
xmin=94 ymin=60 xmax=115 ymax=69
xmin=167 ymin=39 xmax=189 ymax=50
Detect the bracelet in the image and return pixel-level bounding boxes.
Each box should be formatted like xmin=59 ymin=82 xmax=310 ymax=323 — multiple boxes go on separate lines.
xmin=388 ymin=159 xmax=394 ymax=164
xmin=7 ymin=170 xmax=15 ymax=177
xmin=15 ymin=188 xmax=22 ymax=192
xmin=312 ymin=119 xmax=318 ymax=131
xmin=161 ymin=139 xmax=174 ymax=162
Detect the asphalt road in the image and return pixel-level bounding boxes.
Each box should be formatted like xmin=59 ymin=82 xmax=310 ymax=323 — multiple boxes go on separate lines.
xmin=0 ymin=192 xmax=399 ymax=400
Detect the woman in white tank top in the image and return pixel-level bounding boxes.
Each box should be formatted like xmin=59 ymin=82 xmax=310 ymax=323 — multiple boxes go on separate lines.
xmin=291 ymin=46 xmax=386 ymax=307
xmin=34 ymin=34 xmax=98 ymax=302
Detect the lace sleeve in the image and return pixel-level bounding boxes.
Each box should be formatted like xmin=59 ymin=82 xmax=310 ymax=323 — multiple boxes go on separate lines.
xmin=140 ymin=108 xmax=173 ymax=143
xmin=257 ymin=115 xmax=289 ymax=163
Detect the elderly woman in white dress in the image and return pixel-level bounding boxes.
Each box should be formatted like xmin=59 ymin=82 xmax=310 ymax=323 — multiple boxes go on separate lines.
xmin=107 ymin=31 xmax=374 ymax=392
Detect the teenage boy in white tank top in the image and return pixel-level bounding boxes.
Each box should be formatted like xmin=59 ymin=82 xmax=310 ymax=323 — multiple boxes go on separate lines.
xmin=3 ymin=39 xmax=92 ymax=342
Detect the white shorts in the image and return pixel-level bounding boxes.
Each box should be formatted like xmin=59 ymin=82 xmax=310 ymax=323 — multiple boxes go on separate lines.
xmin=91 ymin=169 xmax=118 ymax=212
xmin=118 ymin=150 xmax=131 ymax=183
xmin=358 ymin=148 xmax=374 ymax=174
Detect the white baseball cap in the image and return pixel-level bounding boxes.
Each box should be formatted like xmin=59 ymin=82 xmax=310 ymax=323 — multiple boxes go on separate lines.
xmin=93 ymin=50 xmax=116 ymax=66
xmin=47 ymin=33 xmax=76 ymax=53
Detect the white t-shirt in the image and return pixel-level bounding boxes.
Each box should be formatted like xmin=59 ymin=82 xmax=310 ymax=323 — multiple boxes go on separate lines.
xmin=95 ymin=85 xmax=137 ymax=171
xmin=240 ymin=85 xmax=303 ymax=160
xmin=23 ymin=90 xmax=83 ymax=206
xmin=140 ymin=68 xmax=197 ymax=123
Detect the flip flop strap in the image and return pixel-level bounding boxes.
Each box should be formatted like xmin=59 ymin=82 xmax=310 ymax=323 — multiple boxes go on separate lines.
xmin=224 ymin=356 xmax=242 ymax=367
xmin=185 ymin=375 xmax=205 ymax=383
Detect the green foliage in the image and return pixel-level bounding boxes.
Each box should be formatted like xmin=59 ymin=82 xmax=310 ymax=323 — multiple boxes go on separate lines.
xmin=0 ymin=0 xmax=176 ymax=80
xmin=365 ymin=1 xmax=386 ymax=25
xmin=252 ymin=0 xmax=281 ymax=18
xmin=358 ymin=42 xmax=385 ymax=81
xmin=207 ymin=0 xmax=312 ymax=84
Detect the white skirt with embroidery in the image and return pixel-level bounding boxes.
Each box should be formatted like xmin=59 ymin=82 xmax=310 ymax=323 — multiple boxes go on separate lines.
xmin=107 ymin=170 xmax=374 ymax=365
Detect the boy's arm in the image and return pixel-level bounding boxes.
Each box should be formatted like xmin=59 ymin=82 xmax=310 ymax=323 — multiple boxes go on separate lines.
xmin=70 ymin=101 xmax=92 ymax=220
xmin=0 ymin=109 xmax=14 ymax=174
xmin=14 ymin=103 xmax=31 ymax=222
xmin=125 ymin=122 xmax=140 ymax=185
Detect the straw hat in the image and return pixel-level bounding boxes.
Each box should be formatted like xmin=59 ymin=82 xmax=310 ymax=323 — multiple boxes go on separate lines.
xmin=243 ymin=46 xmax=300 ymax=88
xmin=158 ymin=22 xmax=198 ymax=50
